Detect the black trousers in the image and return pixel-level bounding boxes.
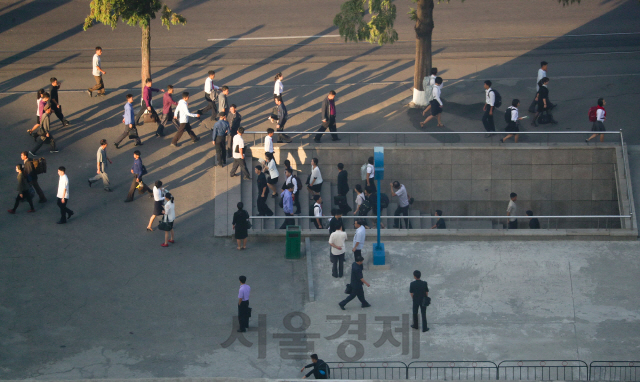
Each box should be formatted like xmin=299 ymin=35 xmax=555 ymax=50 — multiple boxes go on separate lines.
xmin=135 ymin=105 xmax=162 ymax=134
xmin=238 ymin=300 xmax=250 ymax=330
xmin=412 ymin=301 xmax=428 ymax=329
xmin=115 ymin=124 xmax=142 ymax=145
xmin=28 ymin=178 xmax=46 ymax=202
xmin=227 ymin=131 xmax=237 ymax=158
xmin=315 ymin=116 xmax=339 ymax=141
xmin=53 ymin=106 xmax=66 ymax=124
xmin=482 ymin=107 xmax=495 ymax=132
xmin=508 ymin=219 xmax=518 ymax=229
xmin=171 ymin=123 xmax=197 ymax=145
xmin=293 ymin=191 xmax=301 ymax=214
xmin=13 ymin=192 xmax=34 ymax=211
xmin=331 ymin=253 xmax=345 ymax=277
xmin=340 ymin=287 xmax=368 ymax=307
xmin=160 ymin=111 xmax=179 ymax=135
xmin=32 ymin=135 xmax=56 ymax=154
xmin=126 ymin=175 xmax=151 ymax=201
xmin=201 ymin=92 xmax=218 ymax=120
xmin=280 ymin=213 xmax=295 ymax=229
xmin=257 ymin=194 xmax=273 ymax=216
xmin=394 ymin=205 xmax=410 ymax=228
xmin=353 ymin=249 xmax=362 ymax=260
xmin=215 ymin=136 xmax=227 ymax=165
xmin=57 ymin=197 xmax=73 ymax=222
xmin=230 ymin=158 xmax=250 ymax=178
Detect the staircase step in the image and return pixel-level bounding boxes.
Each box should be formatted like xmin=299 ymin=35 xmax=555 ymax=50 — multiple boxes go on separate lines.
xmin=299 ymin=170 xmax=310 ymax=230
xmin=214 ymin=164 xmax=241 ymax=236
xmin=241 ymin=160 xmax=254 ymax=233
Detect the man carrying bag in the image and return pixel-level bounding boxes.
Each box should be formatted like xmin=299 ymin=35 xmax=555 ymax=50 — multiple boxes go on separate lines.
xmin=409 ymin=270 xmax=430 ymax=332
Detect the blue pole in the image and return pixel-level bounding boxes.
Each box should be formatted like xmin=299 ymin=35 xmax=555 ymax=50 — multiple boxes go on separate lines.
xmin=377 ymin=178 xmax=381 ymax=245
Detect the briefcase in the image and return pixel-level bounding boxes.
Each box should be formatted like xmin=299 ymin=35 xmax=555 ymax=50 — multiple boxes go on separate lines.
xmin=344 ymin=284 xmax=352 ymax=294
xmin=143 ymin=112 xmax=156 ymax=123
xmin=248 ymin=307 xmax=252 ymax=318
xmin=128 ymin=127 xmax=139 ymax=139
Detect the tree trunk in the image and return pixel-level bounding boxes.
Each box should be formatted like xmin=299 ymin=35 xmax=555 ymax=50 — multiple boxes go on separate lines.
xmin=410 ymin=0 xmax=434 ymax=106
xmin=141 ymin=22 xmax=151 ymax=91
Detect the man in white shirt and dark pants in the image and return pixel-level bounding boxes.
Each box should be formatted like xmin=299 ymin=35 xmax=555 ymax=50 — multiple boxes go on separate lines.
xmin=237 ymin=275 xmax=251 ymax=332
xmin=171 ymin=92 xmax=200 ymax=147
xmin=391 ymin=181 xmax=411 ymax=229
xmin=230 ymin=127 xmax=251 ymax=180
xmin=482 ymin=80 xmax=496 ymax=137
xmin=507 ymin=192 xmax=518 ymax=229
xmin=56 ymin=166 xmax=74 ymax=224
xmin=329 ymin=226 xmax=347 ymax=278
xmin=199 ymin=70 xmax=219 ymax=121
xmin=87 ymin=46 xmax=105 ymax=97
xmin=352 ymin=220 xmax=366 ymax=259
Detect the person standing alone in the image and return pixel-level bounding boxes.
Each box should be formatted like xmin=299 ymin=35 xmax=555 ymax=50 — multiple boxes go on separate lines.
xmin=314 ymin=90 xmax=340 ymax=142
xmin=482 ymin=80 xmax=496 ymax=137
xmin=56 ymin=166 xmax=74 ymax=224
xmin=237 ymin=275 xmax=251 ymax=332
xmin=88 ymin=139 xmax=112 ymax=191
xmin=409 ymin=270 xmax=430 ymax=332
xmin=329 ymin=225 xmax=347 ymax=278
xmin=87 ymin=46 xmax=106 ymax=97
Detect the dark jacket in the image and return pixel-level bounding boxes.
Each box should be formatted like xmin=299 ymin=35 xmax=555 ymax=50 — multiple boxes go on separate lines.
xmin=304 ymin=359 xmax=330 ymax=379
xmin=131 ymin=158 xmax=144 ymax=178
xmin=537 ymin=86 xmax=549 ymax=109
xmin=17 ymin=173 xmax=29 ymax=192
xmin=350 ymin=262 xmax=364 ymax=290
xmin=228 ymin=111 xmax=242 ymax=135
xmin=329 ymin=216 xmax=343 ymax=234
xmin=529 ymin=218 xmax=540 ymax=229
xmin=410 ymin=279 xmax=429 ymax=304
xmin=337 ymin=170 xmax=349 ymax=196
xmin=322 ymin=97 xmax=336 ymax=121
xmin=277 ymin=103 xmax=288 ymax=124
xmin=257 ymin=172 xmax=268 ymax=197
xmin=50 ymin=85 xmax=60 ymax=105
xmin=23 ymin=160 xmax=37 ymax=181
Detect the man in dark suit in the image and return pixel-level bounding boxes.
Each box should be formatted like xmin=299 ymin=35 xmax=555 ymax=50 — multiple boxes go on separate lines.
xmin=314 ymin=90 xmax=340 ymax=142
xmin=227 ymin=104 xmax=242 ymax=158
xmin=409 ymin=270 xmax=429 ymax=332
xmin=339 ymin=256 xmax=371 ymax=310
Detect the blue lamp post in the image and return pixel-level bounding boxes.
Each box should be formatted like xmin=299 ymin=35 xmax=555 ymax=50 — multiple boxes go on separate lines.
xmin=373 ymin=147 xmax=385 ymax=265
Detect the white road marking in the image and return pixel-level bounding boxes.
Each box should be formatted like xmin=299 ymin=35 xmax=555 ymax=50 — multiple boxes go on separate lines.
xmin=207 ymin=35 xmax=341 ymax=42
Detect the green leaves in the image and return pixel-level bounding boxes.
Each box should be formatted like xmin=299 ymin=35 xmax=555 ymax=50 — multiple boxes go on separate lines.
xmin=83 ymin=0 xmax=185 ymax=31
xmin=333 ymin=0 xmax=398 ymax=45
xmin=161 ymin=5 xmax=187 ymax=30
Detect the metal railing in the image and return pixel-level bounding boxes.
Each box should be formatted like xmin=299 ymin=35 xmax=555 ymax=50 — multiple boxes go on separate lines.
xmin=326 ymin=361 xmax=409 ymax=380
xmin=497 ymin=360 xmax=589 ymax=381
xmin=590 ymin=361 xmax=640 ymax=381
xmin=407 ymin=361 xmax=498 ymax=380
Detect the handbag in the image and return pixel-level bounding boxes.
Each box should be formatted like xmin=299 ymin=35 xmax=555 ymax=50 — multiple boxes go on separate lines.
xmin=247 ymin=307 xmax=252 ymax=318
xmin=128 ymin=127 xmax=139 ymax=139
xmin=422 ymin=296 xmax=432 ymax=307
xmin=344 ymin=283 xmax=352 ymax=295
xmin=409 ymin=197 xmax=415 ymax=205
xmin=537 ymin=110 xmax=553 ymax=125
xmin=28 ymin=186 xmax=36 ymax=198
xmin=528 ymin=98 xmax=537 ymax=113
xmin=157 ymin=215 xmax=172 ymax=231
xmin=143 ymin=112 xmax=157 ymax=123
xmin=244 ymin=211 xmax=252 ymax=229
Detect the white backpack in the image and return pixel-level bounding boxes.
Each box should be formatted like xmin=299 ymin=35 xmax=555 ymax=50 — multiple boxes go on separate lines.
xmin=360 ymin=163 xmax=368 ymax=180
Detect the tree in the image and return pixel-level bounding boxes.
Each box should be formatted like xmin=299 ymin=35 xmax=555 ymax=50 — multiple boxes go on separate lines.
xmin=334 ymin=0 xmax=581 ymax=106
xmin=83 ymin=0 xmax=186 ymax=89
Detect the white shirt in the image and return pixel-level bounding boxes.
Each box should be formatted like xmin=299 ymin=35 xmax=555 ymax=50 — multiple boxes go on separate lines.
xmin=264 ymin=135 xmax=274 ymax=153
xmin=596 ymin=108 xmax=606 ymax=122
xmin=274 ymin=79 xmax=283 ymax=95
xmin=507 ymin=200 xmax=517 ymax=222
xmin=356 ymin=193 xmax=365 ymax=207
xmin=267 ymin=159 xmax=279 ymax=179
xmin=164 ymin=200 xmax=175 ymax=222
xmin=537 ymin=68 xmax=547 ymax=91
xmin=508 ymin=106 xmax=519 ymax=122
xmin=36 ymin=97 xmax=42 ymax=116
xmin=232 ymin=134 xmax=245 ymax=159
xmin=429 ymin=74 xmax=436 ymax=86
xmin=314 ymin=203 xmax=323 ymax=218
xmin=204 ymin=77 xmax=219 ymax=94
xmin=285 ymin=174 xmax=298 ymax=193
xmin=311 ymin=166 xmax=323 ymax=185
xmin=394 ymin=184 xmax=409 ymax=207
xmin=367 ymin=164 xmax=374 ymax=179
xmin=57 ymin=174 xmax=69 ymax=199
xmin=153 ymin=186 xmax=165 ymax=201
xmin=353 ymin=225 xmax=366 ymax=250
xmin=432 ymin=85 xmax=443 ymax=106
xmin=92 ymin=54 xmax=101 ymax=76
xmin=485 ymin=88 xmax=495 ymax=106
xmin=174 ymin=99 xmax=198 ymax=123
xmin=329 ymin=230 xmax=348 ymax=255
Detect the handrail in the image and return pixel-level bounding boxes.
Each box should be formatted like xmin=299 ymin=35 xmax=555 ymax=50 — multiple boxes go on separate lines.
xmin=249 ymin=131 xmax=622 ymax=135
xmin=249 ymin=215 xmax=630 ymax=219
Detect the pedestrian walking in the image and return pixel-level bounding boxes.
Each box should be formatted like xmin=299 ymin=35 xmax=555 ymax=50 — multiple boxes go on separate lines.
xmin=352 ymin=219 xmax=366 ymax=258
xmin=171 ymin=92 xmax=201 ymax=147
xmin=280 ymin=183 xmax=295 ymax=229
xmin=159 ymin=192 xmax=175 ymax=247
xmin=265 ymin=152 xmax=279 ymax=197
xmin=7 ymin=164 xmax=35 ymax=214
xmin=300 ymin=354 xmax=330 ymax=379
xmin=282 ymin=167 xmax=301 ymax=214
xmin=114 ymin=94 xmax=142 ymax=149
xmin=160 ymin=85 xmax=179 ymax=132
xmin=431 ymin=209 xmax=446 ymax=229
xmin=312 ymin=195 xmax=323 ymax=229
xmin=237 ymin=275 xmax=251 ymax=332
xmin=87 ymin=139 xmax=112 ymax=191
xmin=314 ymin=90 xmax=340 ymax=142
xmin=268 ymin=96 xmax=292 ymax=143
xmin=507 ymin=192 xmax=518 ymax=229
xmin=274 ymin=72 xmax=284 ymax=100
xmin=528 ymin=61 xmax=550 ymax=112
xmin=353 ymin=184 xmax=365 ymax=216
xmin=409 ymin=270 xmax=430 ymax=332
xmin=33 ymin=88 xmax=44 ymax=124
xmin=230 ymin=127 xmax=251 ymax=180
xmin=255 ymin=165 xmax=273 ymax=217
xmin=27 ymin=92 xmax=50 ymax=136
xmin=87 ymin=46 xmax=106 ymax=97
xmin=329 ymin=226 xmax=347 ymax=278
xmin=482 ymin=80 xmax=496 ymax=137
xmin=391 ymin=181 xmax=411 ymax=229
xmin=339 ymin=255 xmax=371 ymax=310
xmin=124 ymin=150 xmax=152 ymax=203
xmin=147 ymin=180 xmax=166 ymax=232
xmin=199 ymin=70 xmax=219 ymax=121
xmin=56 ymin=166 xmax=74 ymax=224
xmin=587 ymin=98 xmax=607 ymax=143
xmin=365 ymin=156 xmax=376 ymax=193
xmin=218 ymin=86 xmax=230 ymax=115
xmin=30 ymin=105 xmax=58 ymax=154
xmin=420 ymin=67 xmax=438 ymax=116
xmin=212 ymin=112 xmax=229 ymax=166
xmin=135 ymin=78 xmax=164 ymax=137
xmin=227 ymin=104 xmax=242 ymax=159
xmin=49 ymin=78 xmax=70 ymax=126
xmin=21 ymin=151 xmax=46 ymax=203
xmin=526 ymin=210 xmax=540 ymax=229
xmin=420 ymin=76 xmax=444 ymax=127
xmin=501 ymin=99 xmax=525 ymax=143
xmin=264 ymin=128 xmax=275 ymax=156
xmin=531 ymin=77 xmax=557 ymax=126
xmin=337 ymin=163 xmax=349 ymax=196
xmin=329 ymin=208 xmax=344 ymax=234
xmin=307 ymin=158 xmax=323 ymax=196
xmin=233 ymin=201 xmax=250 ymax=250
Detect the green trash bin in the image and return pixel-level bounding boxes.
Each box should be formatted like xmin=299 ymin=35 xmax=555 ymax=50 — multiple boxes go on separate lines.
xmin=285 ymin=225 xmax=301 ymax=259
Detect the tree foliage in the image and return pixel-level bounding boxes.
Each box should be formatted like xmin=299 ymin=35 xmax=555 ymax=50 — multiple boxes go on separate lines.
xmin=333 ymin=0 xmax=398 ymax=45
xmin=83 ymin=0 xmax=186 ymax=31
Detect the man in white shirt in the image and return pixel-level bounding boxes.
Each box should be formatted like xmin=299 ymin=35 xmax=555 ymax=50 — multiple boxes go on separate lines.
xmin=56 ymin=166 xmax=74 ymax=224
xmin=312 ymin=195 xmax=323 ymax=229
xmin=420 ymin=77 xmax=444 ymax=127
xmin=171 ymin=92 xmax=200 ymax=147
xmin=230 ymin=127 xmax=251 ymax=180
xmin=391 ymin=181 xmax=411 ymax=229
xmin=352 ymin=220 xmax=366 ymax=259
xmin=199 ymin=70 xmax=219 ymax=121
xmin=537 ymin=61 xmax=547 ymax=91
xmin=482 ymin=80 xmax=496 ymax=137
xmin=307 ymin=158 xmax=323 ymax=196
xmin=329 ymin=226 xmax=348 ymax=277
xmin=507 ymin=192 xmax=518 ymax=229
xmin=264 ymin=128 xmax=274 ymax=155
xmin=87 ymin=46 xmax=106 ymax=97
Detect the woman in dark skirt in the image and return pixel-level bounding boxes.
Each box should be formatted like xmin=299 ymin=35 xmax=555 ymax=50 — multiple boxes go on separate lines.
xmin=531 ymin=77 xmax=557 ymax=126
xmin=501 ymin=99 xmax=525 ymax=143
xmin=587 ymin=98 xmax=607 ymax=143
xmin=147 ymin=180 xmax=166 ymax=232
xmin=232 ymin=202 xmax=250 ymax=250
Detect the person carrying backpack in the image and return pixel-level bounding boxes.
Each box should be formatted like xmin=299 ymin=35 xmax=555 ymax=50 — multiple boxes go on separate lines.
xmin=420 ymin=67 xmax=438 ymax=115
xmin=586 ymin=98 xmax=607 ymax=143
xmin=482 ymin=80 xmax=500 ymax=137
xmin=501 ymin=99 xmax=526 ymax=143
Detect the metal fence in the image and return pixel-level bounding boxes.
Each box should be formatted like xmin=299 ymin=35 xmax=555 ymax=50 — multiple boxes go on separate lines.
xmin=326 ymin=361 xmax=408 ymax=380
xmin=407 ymin=361 xmax=498 ymax=380
xmin=590 ymin=361 xmax=640 ymax=381
xmin=497 ymin=360 xmax=589 ymax=381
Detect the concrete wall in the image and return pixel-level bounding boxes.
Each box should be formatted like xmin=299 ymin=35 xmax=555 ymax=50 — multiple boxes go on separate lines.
xmin=252 ymin=146 xmax=621 ymax=229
